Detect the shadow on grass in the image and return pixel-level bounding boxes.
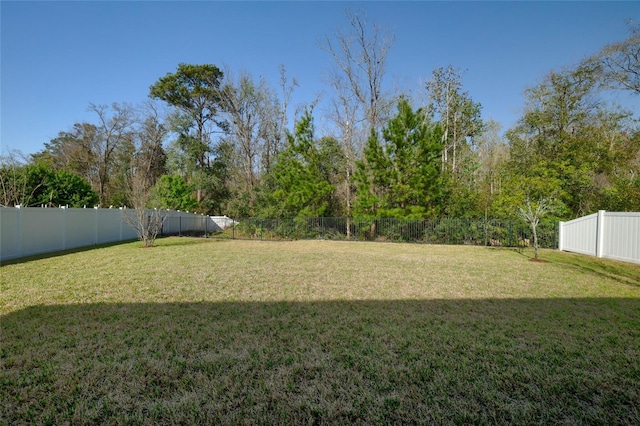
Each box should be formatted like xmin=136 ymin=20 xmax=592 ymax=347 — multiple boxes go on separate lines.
xmin=545 ymin=251 xmax=640 ymax=288
xmin=504 ymin=248 xmax=640 ymax=288
xmin=2 ymin=298 xmax=639 ymax=424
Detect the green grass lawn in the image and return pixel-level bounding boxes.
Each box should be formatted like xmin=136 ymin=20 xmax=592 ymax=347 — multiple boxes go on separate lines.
xmin=2 ymin=238 xmax=639 ymax=424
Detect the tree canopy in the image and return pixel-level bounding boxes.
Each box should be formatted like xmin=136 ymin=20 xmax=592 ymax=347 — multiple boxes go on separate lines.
xmin=355 ymin=98 xmax=444 ymax=218
xmin=19 ymin=16 xmax=640 ymax=220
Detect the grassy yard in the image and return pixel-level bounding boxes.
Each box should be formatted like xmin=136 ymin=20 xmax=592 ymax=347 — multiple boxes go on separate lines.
xmin=1 ymin=238 xmax=639 ymax=424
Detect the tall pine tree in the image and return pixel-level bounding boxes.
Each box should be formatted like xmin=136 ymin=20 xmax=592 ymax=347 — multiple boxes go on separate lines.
xmin=355 ymin=98 xmax=444 ymax=218
xmin=263 ymin=110 xmax=338 ymax=218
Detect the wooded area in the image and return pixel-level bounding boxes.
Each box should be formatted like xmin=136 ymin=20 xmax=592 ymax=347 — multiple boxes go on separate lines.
xmin=2 ymin=15 xmax=638 ymax=223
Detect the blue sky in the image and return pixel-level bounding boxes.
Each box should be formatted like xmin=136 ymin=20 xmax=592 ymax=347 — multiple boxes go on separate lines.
xmin=2 ymin=1 xmax=638 ymax=157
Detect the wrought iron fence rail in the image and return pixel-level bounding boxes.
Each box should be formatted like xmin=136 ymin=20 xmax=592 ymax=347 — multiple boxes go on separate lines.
xmin=211 ymin=217 xmax=558 ymax=249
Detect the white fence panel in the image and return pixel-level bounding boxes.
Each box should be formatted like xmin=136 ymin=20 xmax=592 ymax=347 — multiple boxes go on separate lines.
xmin=162 ymin=213 xmax=183 ymax=235
xmin=602 ymin=212 xmax=640 ymax=264
xmin=22 ymin=208 xmax=65 ymax=257
xmin=66 ymin=208 xmax=97 ymax=249
xmin=1 ymin=208 xmax=21 ymax=260
xmin=558 ymin=213 xmax=598 ymax=256
xmin=121 ymin=209 xmax=140 ymax=240
xmin=1 ymin=207 xmax=221 ymax=262
xmin=210 ymin=216 xmax=236 ymax=231
xmin=97 ymin=209 xmax=123 ymax=244
xmin=560 ymin=211 xmax=640 ymax=264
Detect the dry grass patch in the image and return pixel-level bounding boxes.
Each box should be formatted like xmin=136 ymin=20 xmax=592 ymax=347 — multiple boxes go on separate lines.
xmin=1 ymin=238 xmax=639 ymax=424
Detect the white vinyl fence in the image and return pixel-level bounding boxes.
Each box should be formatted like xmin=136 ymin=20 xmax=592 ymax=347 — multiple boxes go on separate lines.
xmin=0 ymin=207 xmax=233 ymax=262
xmin=559 ymin=211 xmax=640 ymax=264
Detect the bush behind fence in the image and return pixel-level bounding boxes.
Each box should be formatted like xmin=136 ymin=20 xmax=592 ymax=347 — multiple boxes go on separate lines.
xmin=213 ymin=217 xmax=558 ymax=248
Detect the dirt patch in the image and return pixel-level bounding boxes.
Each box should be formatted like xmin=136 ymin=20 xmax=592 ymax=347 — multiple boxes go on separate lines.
xmin=529 ymin=258 xmax=549 ymax=263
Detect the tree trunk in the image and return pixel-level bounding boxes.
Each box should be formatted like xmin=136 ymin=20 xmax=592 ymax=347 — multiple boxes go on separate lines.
xmin=346 ymin=165 xmax=351 ymax=240
xmin=532 ymin=221 xmax=539 ymax=259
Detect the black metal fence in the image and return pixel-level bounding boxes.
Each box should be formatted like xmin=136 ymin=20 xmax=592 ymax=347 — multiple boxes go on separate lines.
xmin=211 ymin=217 xmax=558 ymax=248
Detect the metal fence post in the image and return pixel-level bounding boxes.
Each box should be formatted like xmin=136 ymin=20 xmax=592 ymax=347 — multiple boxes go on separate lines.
xmin=508 ymin=221 xmax=513 ymax=247
xmin=484 ymin=217 xmax=488 ymax=247
xmin=427 ymin=219 xmax=431 ymax=244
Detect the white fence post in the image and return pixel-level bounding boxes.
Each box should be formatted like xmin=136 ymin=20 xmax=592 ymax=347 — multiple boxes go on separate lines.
xmin=558 ymin=221 xmax=564 ymax=251
xmin=16 ymin=205 xmax=23 ymax=260
xmin=94 ymin=206 xmax=99 ymax=245
xmin=61 ymin=206 xmax=67 ymax=251
xmin=119 ymin=207 xmax=124 ymax=241
xmin=596 ymin=210 xmax=605 ymax=258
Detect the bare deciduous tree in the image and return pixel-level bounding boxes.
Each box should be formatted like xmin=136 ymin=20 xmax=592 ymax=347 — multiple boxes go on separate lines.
xmin=476 ymin=120 xmax=509 ymax=197
xmin=123 ymin=178 xmax=166 ymax=247
xmin=219 ymin=69 xmax=285 ymax=213
xmin=88 ymin=103 xmax=136 ymax=204
xmin=322 ymin=10 xmax=395 ymax=136
xmin=586 ymin=22 xmax=640 ymax=95
xmin=135 ymin=101 xmax=168 ymax=186
xmin=220 ymin=71 xmax=267 ymax=193
xmin=321 ymin=10 xmax=394 ymax=237
xmin=123 ymin=103 xmax=169 ymax=247
xmin=518 ymin=198 xmax=552 ymax=260
xmin=425 ymin=66 xmax=483 ymax=175
xmin=269 ymin=65 xmax=297 ymax=172
xmin=324 ymin=82 xmax=359 ymax=237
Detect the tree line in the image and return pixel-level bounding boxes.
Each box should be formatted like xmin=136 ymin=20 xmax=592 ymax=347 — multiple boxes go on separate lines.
xmin=2 ymin=13 xmax=639 ymax=224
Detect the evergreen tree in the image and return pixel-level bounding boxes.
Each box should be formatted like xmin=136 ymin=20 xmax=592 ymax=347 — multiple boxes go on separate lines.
xmin=355 ymin=98 xmax=444 ymax=218
xmin=261 ymin=110 xmax=337 ymax=218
